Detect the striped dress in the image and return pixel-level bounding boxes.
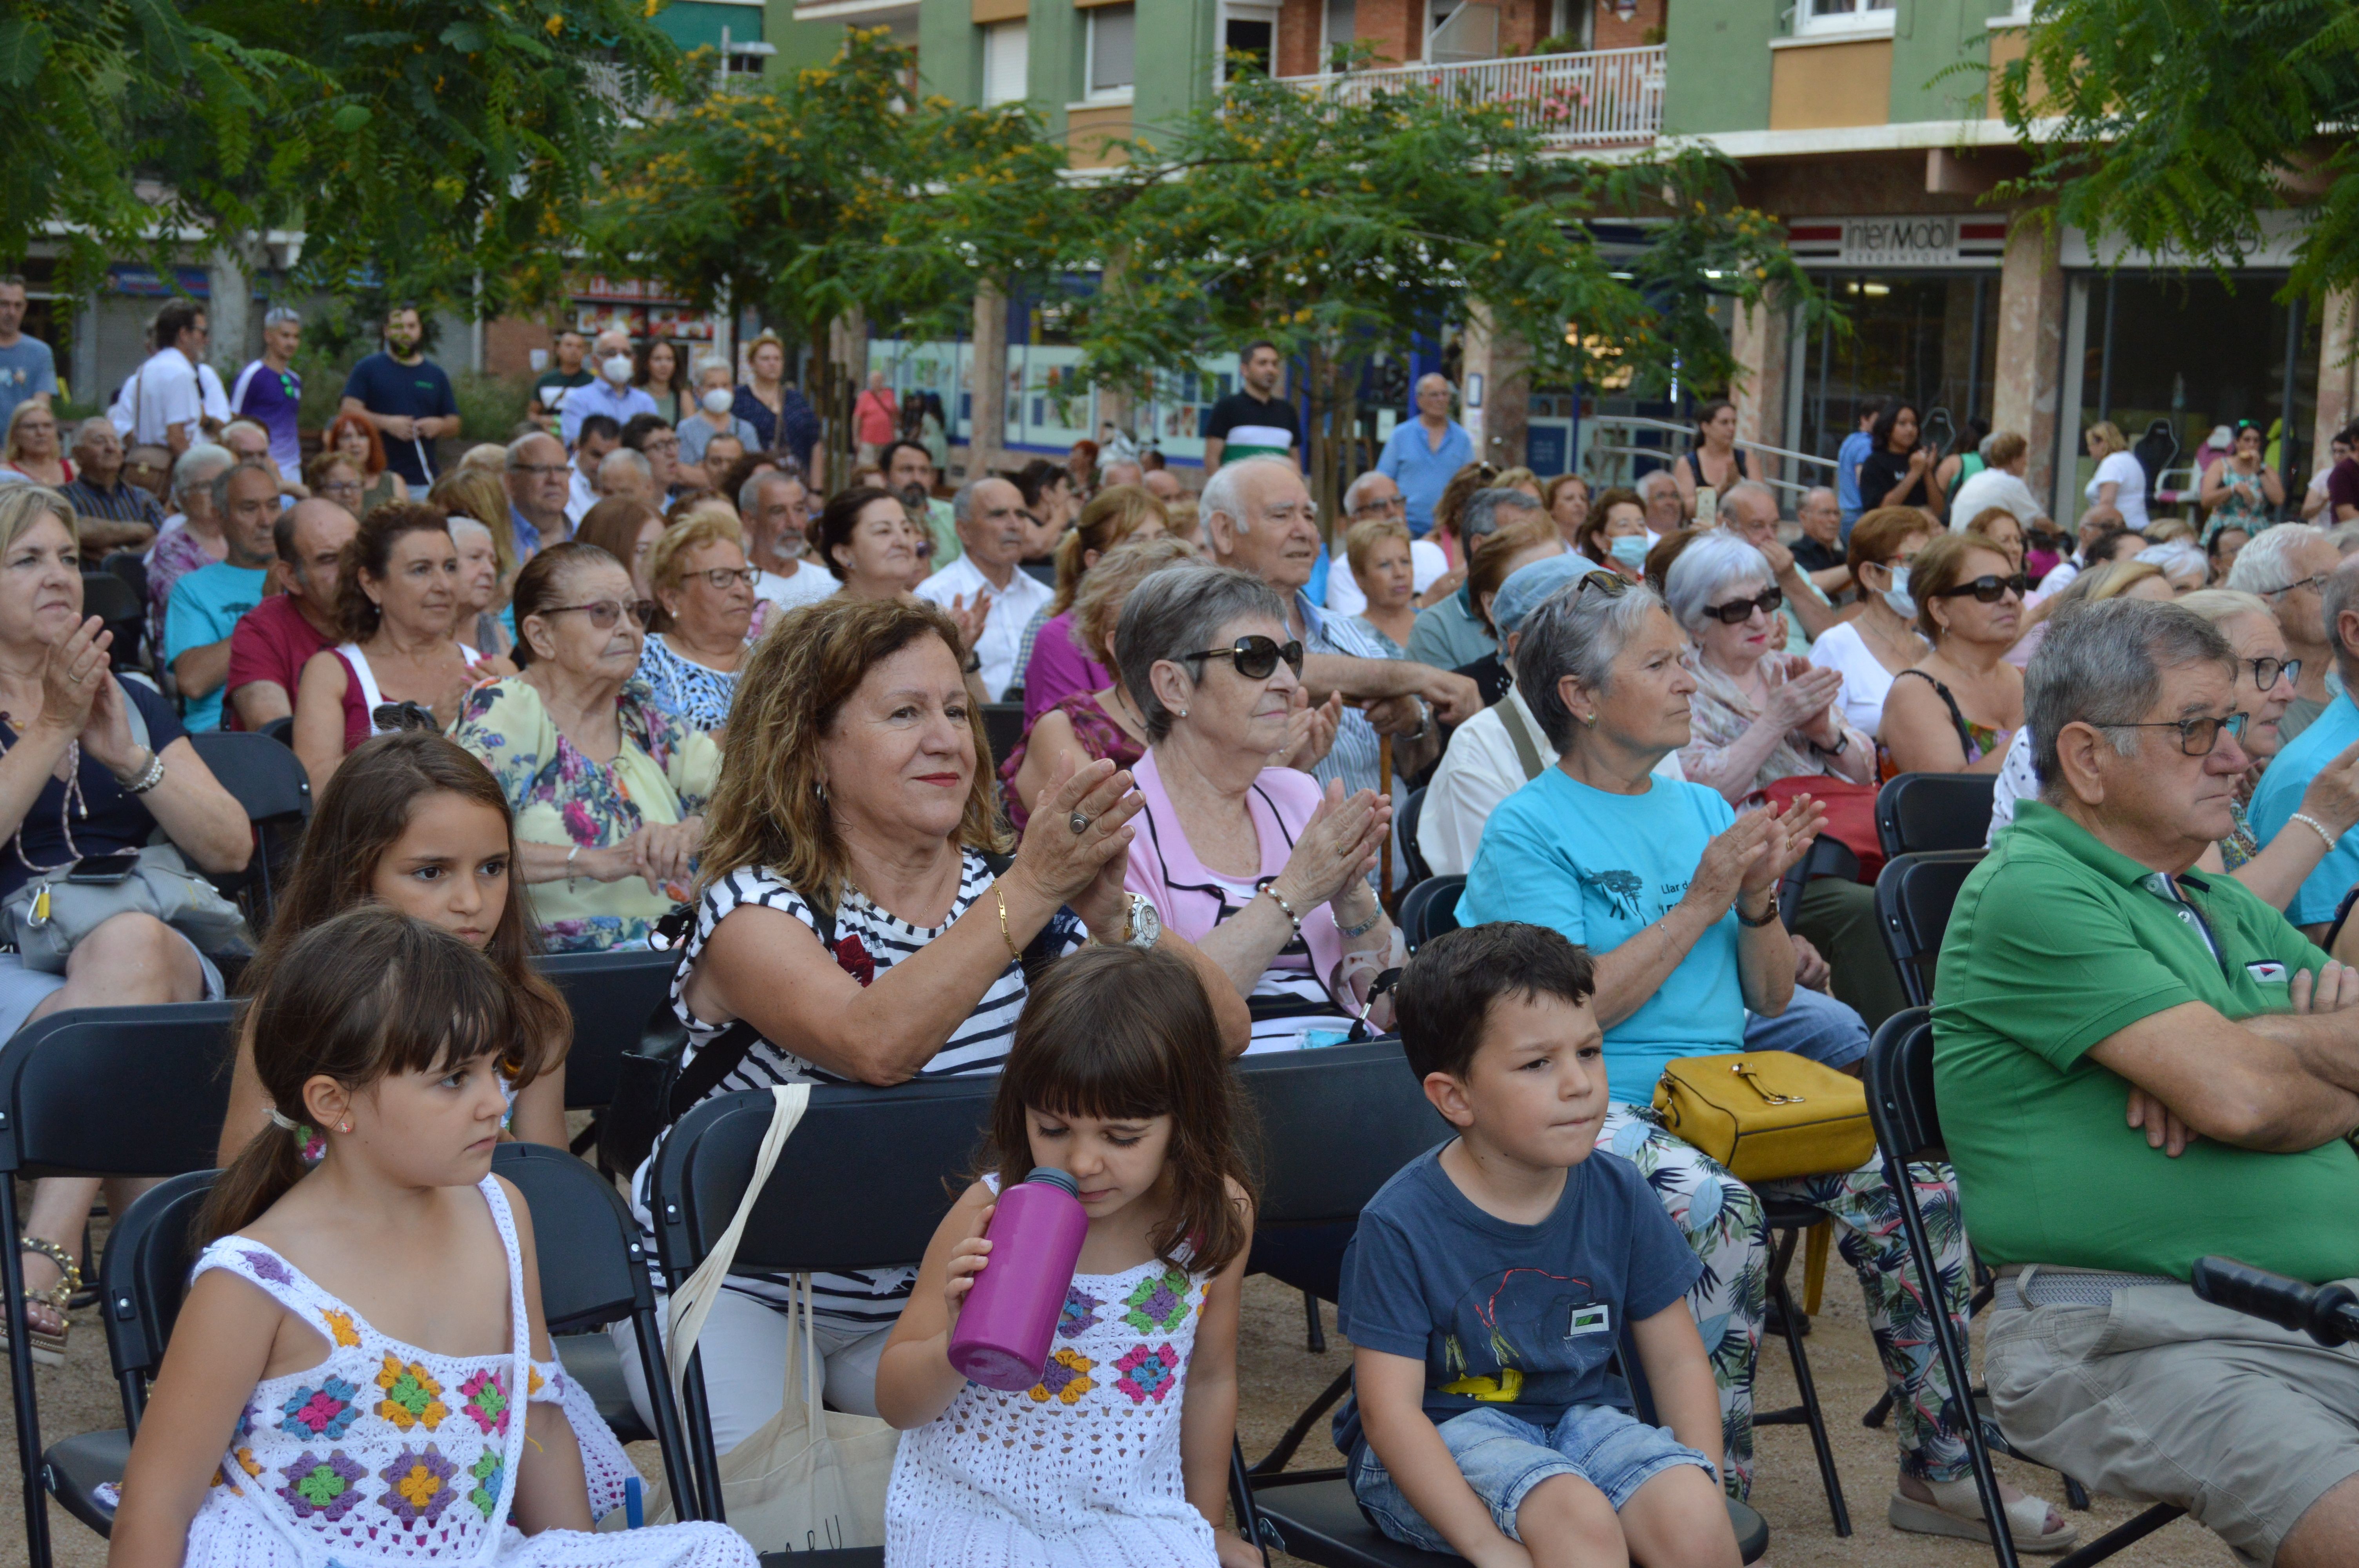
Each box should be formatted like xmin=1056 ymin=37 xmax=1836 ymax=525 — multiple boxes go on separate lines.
xmin=633 ymin=851 xmax=1082 ymax=1332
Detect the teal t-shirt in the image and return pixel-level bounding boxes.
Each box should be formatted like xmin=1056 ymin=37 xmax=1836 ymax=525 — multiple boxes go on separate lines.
xmin=163 ymin=562 xmax=269 ymax=732
xmin=2248 ymin=690 xmax=2359 ymax=925
xmin=1458 ymin=768 xmax=1743 ymax=1104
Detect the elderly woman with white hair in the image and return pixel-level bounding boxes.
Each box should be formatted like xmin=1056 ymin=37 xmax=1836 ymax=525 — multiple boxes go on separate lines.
xmin=2136 ymin=540 xmax=2210 ymax=595
xmin=677 ymin=352 xmax=761 ymax=469
xmin=1456 ymin=572 xmax=2072 ymax=1550
xmin=145 ymin=442 xmax=237 ymax=651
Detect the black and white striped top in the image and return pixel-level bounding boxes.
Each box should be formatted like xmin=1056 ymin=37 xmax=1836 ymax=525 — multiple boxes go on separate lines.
xmin=639 ymin=852 xmax=1082 ymax=1330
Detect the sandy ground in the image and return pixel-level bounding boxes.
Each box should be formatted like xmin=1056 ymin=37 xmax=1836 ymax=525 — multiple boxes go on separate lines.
xmin=1 ymin=1188 xmax=2239 ymax=1568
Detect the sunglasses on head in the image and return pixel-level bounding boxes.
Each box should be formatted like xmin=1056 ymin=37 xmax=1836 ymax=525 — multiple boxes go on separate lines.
xmin=1183 ymin=634 xmax=1305 ymax=681
xmin=1929 ymin=573 xmax=2028 ymax=603
xmin=1701 ymin=586 xmax=1783 ymax=625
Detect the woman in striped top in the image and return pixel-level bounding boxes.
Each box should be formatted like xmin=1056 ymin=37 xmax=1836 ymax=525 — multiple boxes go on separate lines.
xmin=615 ymin=595 xmax=1250 ymax=1455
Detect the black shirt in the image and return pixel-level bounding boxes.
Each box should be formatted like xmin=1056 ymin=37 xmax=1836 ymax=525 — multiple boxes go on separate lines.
xmin=0 ymin=680 xmax=188 ymax=900
xmin=1793 ymin=535 xmax=1847 ymax=574
xmin=1203 ymin=390 xmax=1300 ymax=459
xmin=1858 ymin=447 xmax=1930 ymax=511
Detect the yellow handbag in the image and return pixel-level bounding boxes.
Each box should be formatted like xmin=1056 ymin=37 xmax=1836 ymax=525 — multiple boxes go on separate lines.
xmin=1651 ymin=1051 xmax=1876 ymax=1185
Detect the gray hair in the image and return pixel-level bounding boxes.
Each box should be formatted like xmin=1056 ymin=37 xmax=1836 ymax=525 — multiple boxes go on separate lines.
xmin=740 ymin=467 xmax=798 ymax=517
xmin=219 ymin=418 xmax=268 ymax=449
xmin=952 ymin=477 xmax=988 ymax=526
xmin=1799 ymin=486 xmax=1839 ymax=513
xmin=598 ymin=448 xmax=651 ymax=484
xmin=1199 ymin=454 xmax=1298 ymax=535
xmin=209 ymin=459 xmax=276 ymax=510
xmin=1513 ymin=575 xmax=1669 ymax=751
xmin=1721 ymin=479 xmax=1778 ymax=523
xmin=262 ymin=306 xmax=302 ymax=329
xmin=1460 ymin=486 xmax=1543 ymax=544
xmin=172 ymin=442 xmax=234 ymax=502
xmin=1341 ymin=469 xmax=1394 ymax=516
xmin=1638 ymin=469 xmax=1679 ymax=501
xmin=2325 ymin=558 xmax=2359 ymax=669
xmin=2225 ymin=522 xmax=2324 ymax=595
xmin=1663 ymin=532 xmax=1774 ymax=632
xmin=446 ymin=514 xmax=493 ymax=547
xmin=73 ymin=416 xmax=115 ymax=448
xmin=690 ymin=353 xmax=732 ymax=385
xmin=1112 ymin=563 xmax=1289 ymax=742
xmin=505 ymin=430 xmax=562 ymax=470
xmin=2025 ymin=597 xmax=2237 ymax=804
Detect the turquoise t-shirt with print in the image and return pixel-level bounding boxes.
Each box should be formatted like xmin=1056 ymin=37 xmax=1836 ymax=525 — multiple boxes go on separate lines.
xmin=1459 ymin=768 xmax=1743 ymax=1105
xmin=162 ymin=561 xmax=269 ymax=732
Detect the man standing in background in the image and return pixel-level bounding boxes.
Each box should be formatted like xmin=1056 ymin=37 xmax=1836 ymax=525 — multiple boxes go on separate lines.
xmin=0 ymin=277 xmax=57 ymax=429
xmin=1376 ymin=372 xmax=1474 ymax=535
xmin=339 ymin=303 xmax=460 ymax=491
xmin=230 ymin=306 xmax=305 ymax=474
xmin=531 ymin=329 xmax=593 ymax=432
xmin=1202 ymin=341 xmax=1299 ymax=471
xmin=1837 ymin=402 xmax=1877 ymax=532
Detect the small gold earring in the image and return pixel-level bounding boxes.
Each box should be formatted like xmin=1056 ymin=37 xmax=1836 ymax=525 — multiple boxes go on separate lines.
xmin=1581 ymin=713 xmax=1598 ymax=728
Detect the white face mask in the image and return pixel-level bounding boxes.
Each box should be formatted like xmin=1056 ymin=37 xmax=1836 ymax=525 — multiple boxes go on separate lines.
xmin=702 ymin=387 xmax=734 ymax=415
xmin=601 ymin=353 xmax=634 ymax=385
xmin=1882 ymin=563 xmax=1916 ymax=621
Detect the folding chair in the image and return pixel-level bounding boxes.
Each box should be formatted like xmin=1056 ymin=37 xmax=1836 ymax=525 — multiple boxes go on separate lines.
xmin=1874 ymin=849 xmax=1984 ymax=1010
xmin=1396 ymin=874 xmax=1463 ymax=951
xmin=536 ymin=947 xmax=680 ymax=1161
xmin=260 ymin=715 xmax=294 ymax=747
xmin=81 ymin=573 xmax=144 ymax=674
xmin=186 ymin=730 xmax=314 ymax=927
xmin=0 ymin=1001 xmax=239 ymax=1568
xmin=1394 ymin=785 xmax=1432 ymax=893
xmin=647 ymin=1076 xmax=1001 ymax=1557
xmin=1865 ymin=1009 xmax=2184 ymax=1568
xmin=1229 ymin=1041 xmax=1770 ymax=1564
xmin=1875 ymin=772 xmax=1998 ymax=859
xmin=1775 ymin=834 xmax=1859 ymax=933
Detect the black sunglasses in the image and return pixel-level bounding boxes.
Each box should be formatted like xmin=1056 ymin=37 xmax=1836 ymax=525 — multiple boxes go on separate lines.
xmin=1183 ymin=635 xmax=1305 ymax=681
xmin=1701 ymin=586 xmax=1783 ymax=625
xmin=2098 ymin=711 xmax=2248 ymax=758
xmin=1929 ymin=573 xmax=2028 ymax=604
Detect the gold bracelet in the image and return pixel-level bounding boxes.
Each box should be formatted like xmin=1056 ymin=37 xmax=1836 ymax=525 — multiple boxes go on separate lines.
xmin=993 ymin=885 xmax=1023 ymax=964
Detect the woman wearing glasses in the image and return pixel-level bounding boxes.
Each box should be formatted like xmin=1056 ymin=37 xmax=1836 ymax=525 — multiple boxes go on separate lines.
xmin=1882 ymin=530 xmax=2029 ymax=775
xmin=1113 ymin=563 xmax=1397 ymax=1048
xmin=450 ymin=541 xmax=716 ymax=951
xmin=637 ymin=510 xmax=758 ymax=735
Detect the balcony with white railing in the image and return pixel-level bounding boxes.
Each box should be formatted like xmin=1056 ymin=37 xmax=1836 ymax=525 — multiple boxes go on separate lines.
xmin=1278 ymin=45 xmax=1667 ymax=149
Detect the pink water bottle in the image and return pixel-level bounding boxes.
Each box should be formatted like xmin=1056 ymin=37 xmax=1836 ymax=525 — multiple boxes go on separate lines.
xmin=948 ymin=1167 xmax=1089 ymax=1391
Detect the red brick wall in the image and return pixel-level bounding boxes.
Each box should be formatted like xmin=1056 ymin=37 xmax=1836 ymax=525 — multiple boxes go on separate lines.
xmin=484 ymin=316 xmax=556 ymax=379
xmin=1590 ymin=0 xmax=1666 ymax=51
xmin=1354 ymin=0 xmax=1420 ymax=66
xmin=1498 ymin=0 xmax=1551 ymax=51
xmin=1278 ymin=0 xmax=1324 ymax=75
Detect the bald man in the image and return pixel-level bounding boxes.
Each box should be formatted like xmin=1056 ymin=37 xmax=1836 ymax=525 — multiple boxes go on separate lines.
xmin=225 ymin=497 xmax=358 ymax=731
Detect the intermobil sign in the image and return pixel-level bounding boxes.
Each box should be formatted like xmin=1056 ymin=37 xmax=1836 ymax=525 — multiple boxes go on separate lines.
xmin=1785 ymin=215 xmax=2008 ymax=269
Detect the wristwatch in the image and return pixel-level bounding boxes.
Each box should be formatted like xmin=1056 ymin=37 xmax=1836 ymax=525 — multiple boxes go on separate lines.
xmin=1102 ymin=892 xmax=1160 ymax=950
xmin=1737 ymin=890 xmax=1781 ymax=928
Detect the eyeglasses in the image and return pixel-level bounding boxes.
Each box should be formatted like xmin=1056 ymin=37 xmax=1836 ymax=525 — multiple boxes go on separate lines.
xmin=2245 ymin=656 xmax=2301 ymax=690
xmin=685 ymin=566 xmax=758 ymax=590
xmin=2263 ymin=573 xmax=2328 ymax=598
xmin=639 ymin=438 xmax=680 ymax=454
xmin=320 ymin=479 xmax=363 ymax=497
xmin=1349 ymin=496 xmax=1407 ymax=520
xmin=1701 ymin=586 xmax=1783 ymax=625
xmin=543 ymin=599 xmax=656 ymax=629
xmin=1928 ymin=573 xmax=2029 ymax=604
xmin=1183 ymin=635 xmax=1305 ymax=681
xmin=2097 ymin=710 xmax=2249 ymax=757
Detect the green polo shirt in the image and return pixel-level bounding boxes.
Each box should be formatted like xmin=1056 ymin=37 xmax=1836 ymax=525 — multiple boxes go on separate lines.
xmin=1933 ymin=800 xmax=2359 ymax=1282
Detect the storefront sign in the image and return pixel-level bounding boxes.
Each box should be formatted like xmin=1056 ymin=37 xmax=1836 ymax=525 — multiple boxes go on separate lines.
xmin=1785 ymin=215 xmax=2008 ymax=269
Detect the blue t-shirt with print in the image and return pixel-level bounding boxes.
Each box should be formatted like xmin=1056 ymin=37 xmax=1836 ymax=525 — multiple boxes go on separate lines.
xmin=1334 ymin=1143 xmax=1701 ymax=1458
xmin=2250 ymin=691 xmax=2359 ymax=926
xmin=0 ymin=338 xmax=57 ymax=429
xmin=1458 ymin=768 xmax=1743 ymax=1105
xmin=164 ymin=562 xmax=269 ymax=732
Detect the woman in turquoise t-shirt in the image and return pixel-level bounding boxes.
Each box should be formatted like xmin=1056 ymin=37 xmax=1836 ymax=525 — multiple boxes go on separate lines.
xmin=1458 ymin=571 xmax=2076 ymax=1553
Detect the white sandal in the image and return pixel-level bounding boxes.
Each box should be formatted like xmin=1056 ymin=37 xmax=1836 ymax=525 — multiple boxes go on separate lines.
xmin=1890 ymin=1477 xmax=2079 ymax=1555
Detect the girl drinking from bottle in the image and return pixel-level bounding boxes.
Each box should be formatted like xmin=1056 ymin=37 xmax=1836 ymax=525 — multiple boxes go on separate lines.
xmin=110 ymin=907 xmax=755 ymax=1568
xmin=875 ymin=945 xmax=1263 ymax=1568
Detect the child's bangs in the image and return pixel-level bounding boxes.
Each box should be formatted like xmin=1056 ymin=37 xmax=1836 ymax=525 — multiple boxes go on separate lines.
xmin=368 ymin=952 xmax=518 ymax=1080
xmin=1005 ymin=1014 xmax=1178 ymax=1127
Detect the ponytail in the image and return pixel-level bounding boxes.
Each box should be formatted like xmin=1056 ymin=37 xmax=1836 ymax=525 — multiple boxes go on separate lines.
xmin=200 ymin=1117 xmax=313 ymax=1243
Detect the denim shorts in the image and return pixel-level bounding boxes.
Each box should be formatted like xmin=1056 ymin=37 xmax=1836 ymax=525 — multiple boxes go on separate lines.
xmin=1349 ymin=1403 xmax=1715 ymax=1552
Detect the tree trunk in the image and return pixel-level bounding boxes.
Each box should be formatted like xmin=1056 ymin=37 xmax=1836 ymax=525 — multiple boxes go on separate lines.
xmin=204 ymin=235 xmax=265 ymax=383
xmin=1303 ymin=338 xmax=1352 ymax=545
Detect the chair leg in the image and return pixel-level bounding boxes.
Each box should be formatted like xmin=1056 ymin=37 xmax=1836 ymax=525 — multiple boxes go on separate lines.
xmin=1249 ymin=1365 xmax=1355 ymax=1477
xmin=3 ymin=1177 xmax=53 ymax=1568
xmin=629 ymin=1304 xmax=700 ymax=1524
xmin=1302 ymin=1288 xmax=1326 ymax=1354
xmin=1769 ymin=1262 xmax=1852 ymax=1537
xmin=2050 ymin=1503 xmax=2183 ymax=1568
xmin=681 ymin=1345 xmax=727 ymax=1525
xmin=1229 ymin=1437 xmax=1284 ymax=1557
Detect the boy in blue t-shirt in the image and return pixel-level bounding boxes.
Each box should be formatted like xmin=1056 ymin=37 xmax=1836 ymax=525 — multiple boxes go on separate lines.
xmin=1336 ymin=922 xmax=1739 ymax=1566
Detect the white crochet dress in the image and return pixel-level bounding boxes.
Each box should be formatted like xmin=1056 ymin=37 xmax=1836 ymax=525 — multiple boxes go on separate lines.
xmin=882 ymin=1197 xmax=1216 ymax=1568
xmin=176 ymin=1176 xmax=753 ymax=1568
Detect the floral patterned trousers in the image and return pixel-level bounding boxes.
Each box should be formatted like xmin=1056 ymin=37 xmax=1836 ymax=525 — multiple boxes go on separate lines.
xmin=1598 ymin=1103 xmax=1976 ymax=1499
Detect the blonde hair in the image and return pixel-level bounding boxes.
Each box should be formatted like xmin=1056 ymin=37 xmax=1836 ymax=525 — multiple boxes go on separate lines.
xmin=1073 ymin=536 xmax=1200 ymax=671
xmin=1344 ymin=515 xmax=1412 ymax=581
xmin=647 ymin=508 xmax=746 ymax=601
xmin=427 ymin=468 xmax=516 ymax=579
xmin=2144 ymin=515 xmax=2197 ymax=546
xmin=2 ymin=401 xmax=55 ymax=465
xmin=1050 ymin=485 xmax=1169 ymax=617
xmin=697 ymin=596 xmax=1009 ymax=913
xmin=2086 ymin=421 xmax=2130 ymax=458
xmin=1495 ymin=466 xmax=1542 ymax=498
xmin=0 ymin=485 xmax=75 ymax=555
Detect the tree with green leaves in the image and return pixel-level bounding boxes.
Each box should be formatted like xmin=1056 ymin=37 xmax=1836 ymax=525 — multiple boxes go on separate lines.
xmin=1069 ymin=60 xmax=1820 ymax=523
xmin=586 ymin=25 xmax=1072 ymax=482
xmin=1994 ymin=0 xmax=2357 ymax=299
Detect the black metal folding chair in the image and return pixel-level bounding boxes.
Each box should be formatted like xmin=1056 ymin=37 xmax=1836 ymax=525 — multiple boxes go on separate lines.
xmin=1396 ymin=874 xmax=1463 ymax=952
xmin=1394 ymin=785 xmax=1432 ymax=892
xmin=81 ymin=572 xmax=145 ymax=673
xmin=981 ymin=702 xmax=1025 ymax=767
xmin=1874 ymin=849 xmax=1984 ymax=1010
xmin=0 ymin=1001 xmax=238 ymax=1568
xmin=186 ymin=730 xmax=314 ymax=926
xmin=536 ymin=946 xmax=680 ymax=1167
xmin=1875 ymin=772 xmax=1998 ymax=859
xmin=1865 ymin=1009 xmax=2184 ymax=1568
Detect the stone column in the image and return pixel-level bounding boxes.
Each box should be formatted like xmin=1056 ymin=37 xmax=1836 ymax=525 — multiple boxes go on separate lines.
xmin=1730 ymin=291 xmax=1791 ymax=497
xmin=2314 ymin=287 xmax=2357 ymax=479
xmin=966 ymin=282 xmax=1009 ymax=480
xmin=1459 ymin=305 xmax=1530 ymax=470
xmin=1993 ymin=215 xmax=2066 ymax=515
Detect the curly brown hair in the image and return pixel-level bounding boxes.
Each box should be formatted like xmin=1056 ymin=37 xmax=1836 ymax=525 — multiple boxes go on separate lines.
xmin=697 ymin=595 xmax=1010 ymax=915
xmin=333 ymin=501 xmax=454 ymax=641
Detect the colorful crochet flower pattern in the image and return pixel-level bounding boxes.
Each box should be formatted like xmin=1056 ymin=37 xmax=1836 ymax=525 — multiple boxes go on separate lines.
xmin=1121 ymin=1268 xmax=1191 ymax=1334
xmin=1057 ymin=1287 xmax=1103 ymax=1340
xmin=458 ymin=1368 xmax=510 ymax=1436
xmin=277 ymin=1377 xmax=362 ymax=1441
xmin=319 ymin=1308 xmax=362 ymax=1348
xmin=1113 ymin=1343 xmax=1183 ymax=1405
xmin=379 ymin=1445 xmax=459 ymax=1526
xmin=1027 ymin=1348 xmax=1096 ymax=1405
xmin=467 ymin=1449 xmax=506 ymax=1520
xmin=278 ymin=1450 xmax=366 ymax=1522
xmin=375 ymin=1356 xmax=449 ymax=1431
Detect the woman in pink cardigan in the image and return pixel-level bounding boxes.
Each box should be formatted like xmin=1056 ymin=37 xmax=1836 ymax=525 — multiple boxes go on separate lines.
xmin=1111 ymin=563 xmax=1400 ymax=1049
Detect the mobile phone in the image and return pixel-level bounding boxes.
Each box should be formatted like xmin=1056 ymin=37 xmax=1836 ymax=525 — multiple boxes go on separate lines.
xmin=65 ymin=852 xmax=141 ymax=886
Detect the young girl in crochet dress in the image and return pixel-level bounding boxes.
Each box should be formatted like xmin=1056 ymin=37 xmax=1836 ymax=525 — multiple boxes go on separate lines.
xmin=109 ymin=906 xmax=753 ymax=1568
xmin=875 ymin=945 xmax=1263 ymax=1568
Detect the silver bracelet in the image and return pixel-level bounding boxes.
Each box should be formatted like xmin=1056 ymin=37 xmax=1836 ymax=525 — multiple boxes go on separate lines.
xmin=2291 ymin=812 xmax=2340 ymax=852
xmin=117 ymin=747 xmax=165 ymax=795
xmin=565 ymin=842 xmax=582 ymax=891
xmin=1335 ymin=899 xmax=1385 ymax=940
xmin=1405 ymin=699 xmax=1433 ymax=742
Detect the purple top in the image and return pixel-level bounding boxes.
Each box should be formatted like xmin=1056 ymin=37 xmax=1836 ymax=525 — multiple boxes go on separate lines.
xmin=1021 ymin=610 xmax=1113 ymax=731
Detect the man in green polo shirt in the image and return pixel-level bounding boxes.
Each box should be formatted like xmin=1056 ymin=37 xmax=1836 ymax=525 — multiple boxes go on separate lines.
xmin=1937 ymin=595 xmax=2359 ymax=1568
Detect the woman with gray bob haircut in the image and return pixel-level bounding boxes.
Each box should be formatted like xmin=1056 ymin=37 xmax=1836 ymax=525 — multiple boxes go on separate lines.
xmin=1112 ymin=563 xmax=1395 ymax=1046
xmin=1464 ymin=568 xmax=2063 ymax=1546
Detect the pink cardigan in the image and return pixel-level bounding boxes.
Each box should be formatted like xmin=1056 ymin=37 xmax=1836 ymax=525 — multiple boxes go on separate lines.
xmin=1122 ymin=747 xmax=1348 ymax=991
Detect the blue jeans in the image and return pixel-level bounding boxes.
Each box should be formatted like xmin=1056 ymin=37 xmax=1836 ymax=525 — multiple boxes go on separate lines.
xmin=1349 ymin=1405 xmax=1714 ymax=1552
xmin=1745 ymin=984 xmax=1870 ymax=1072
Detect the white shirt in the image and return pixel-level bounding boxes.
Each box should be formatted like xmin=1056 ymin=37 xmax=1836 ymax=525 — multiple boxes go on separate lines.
xmin=1418 ymin=685 xmax=1685 ymax=877
xmin=565 ymin=466 xmax=599 ymax=524
xmin=915 ymin=554 xmax=1052 ymax=702
xmin=1986 ymin=727 xmax=2039 ymax=843
xmin=1948 ymin=467 xmax=2044 ymax=530
xmin=1323 ymin=537 xmax=1450 ymax=617
xmin=753 ymin=562 xmax=838 ymax=613
xmin=2087 ymin=450 xmax=2150 ymax=531
xmin=1807 ymin=620 xmax=1902 ymax=739
xmin=111 ymin=347 xmax=207 ymax=445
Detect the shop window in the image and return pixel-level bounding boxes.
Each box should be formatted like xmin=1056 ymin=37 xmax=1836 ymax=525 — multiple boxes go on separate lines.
xmin=1796 ymin=274 xmax=1997 ymax=470
xmin=981 ymin=20 xmax=1027 ymax=106
xmin=1794 ymin=0 xmax=1896 ymax=38
xmin=1089 ymin=4 xmax=1136 ymax=99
